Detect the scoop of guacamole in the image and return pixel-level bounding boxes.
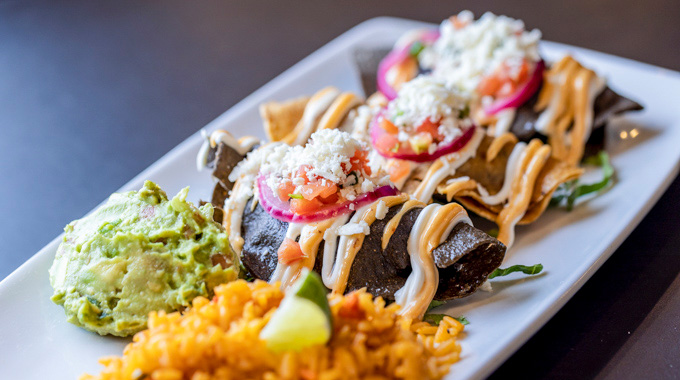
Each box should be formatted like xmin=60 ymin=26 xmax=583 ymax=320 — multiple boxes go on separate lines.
xmin=49 ymin=181 xmax=238 ymax=337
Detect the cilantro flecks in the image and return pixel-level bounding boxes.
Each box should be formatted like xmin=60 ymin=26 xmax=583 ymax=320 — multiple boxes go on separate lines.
xmin=390 ymin=142 xmax=400 ymax=153
xmin=409 ymin=41 xmax=425 ymax=57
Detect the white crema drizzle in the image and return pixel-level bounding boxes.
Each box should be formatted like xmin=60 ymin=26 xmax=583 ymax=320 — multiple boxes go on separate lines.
xmin=414 ymin=126 xmax=485 ymax=202
xmin=395 ymin=203 xmax=472 ymax=318
xmin=196 ymin=129 xmax=260 ymax=171
xmin=477 ymin=141 xmax=527 ymax=205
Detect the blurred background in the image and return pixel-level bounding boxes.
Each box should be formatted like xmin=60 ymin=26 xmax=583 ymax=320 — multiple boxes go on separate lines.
xmin=1 ymin=0 xmax=679 ymax=378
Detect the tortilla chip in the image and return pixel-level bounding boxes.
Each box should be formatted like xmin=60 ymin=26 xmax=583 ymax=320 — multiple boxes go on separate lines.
xmin=450 ymin=156 xmax=583 ymax=225
xmin=259 ymin=96 xmax=309 ymax=142
xmin=520 ymin=159 xmax=583 ymax=223
xmin=353 ymin=47 xmax=391 ymax=96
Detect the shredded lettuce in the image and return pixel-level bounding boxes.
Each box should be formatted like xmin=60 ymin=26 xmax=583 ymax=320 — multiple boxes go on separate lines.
xmin=288 ymin=193 xmax=303 ymax=199
xmin=426 ymin=300 xmax=445 ymax=312
xmin=424 ymin=313 xmax=469 ymax=325
xmin=424 ymin=300 xmax=469 ymax=325
xmin=489 ymin=264 xmax=543 ymax=279
xmin=551 ymin=151 xmax=614 ymax=211
xmin=239 ymin=262 xmax=255 ymax=282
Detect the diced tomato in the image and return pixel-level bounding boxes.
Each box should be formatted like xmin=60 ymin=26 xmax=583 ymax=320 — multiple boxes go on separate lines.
xmin=478 ymin=59 xmax=533 ymax=99
xmin=349 ymin=149 xmax=372 ymax=175
xmin=387 ymin=56 xmax=419 ymax=91
xmin=276 ymin=181 xmax=297 ymax=202
xmin=374 ymin=133 xmax=401 ymax=155
xmin=300 ymin=181 xmax=338 ymax=201
xmin=290 ymin=197 xmax=324 ymax=215
xmin=415 ymin=118 xmax=443 ymax=140
xmin=318 ymin=192 xmax=339 ymax=205
xmin=387 ymin=159 xmax=412 ymax=183
xmin=478 ymin=75 xmax=503 ymax=98
xmin=277 ymin=238 xmax=306 ymax=265
xmin=295 ymin=165 xmax=313 ymax=183
xmin=380 ymin=117 xmax=400 ymax=134
xmin=449 ymin=15 xmax=470 ymax=29
xmin=338 ymin=292 xmax=365 ymax=319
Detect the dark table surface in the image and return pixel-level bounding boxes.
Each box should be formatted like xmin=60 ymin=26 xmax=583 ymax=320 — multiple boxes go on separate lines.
xmin=1 ymin=0 xmax=679 ymax=378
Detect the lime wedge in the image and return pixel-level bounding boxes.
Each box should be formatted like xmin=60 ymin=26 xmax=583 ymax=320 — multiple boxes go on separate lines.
xmin=289 ymin=269 xmax=332 ymax=324
xmin=260 ymin=270 xmax=332 ymax=352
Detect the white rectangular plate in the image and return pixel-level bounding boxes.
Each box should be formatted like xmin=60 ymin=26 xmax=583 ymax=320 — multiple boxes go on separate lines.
xmin=2 ymin=17 xmax=679 ymax=380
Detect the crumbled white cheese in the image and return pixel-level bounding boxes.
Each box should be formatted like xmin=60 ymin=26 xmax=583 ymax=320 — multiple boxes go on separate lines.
xmin=231 ymin=129 xmax=391 ymax=202
xmin=337 ymin=221 xmax=370 ymax=236
xmin=350 ymin=105 xmax=375 ymax=142
xmin=383 ymin=76 xmax=472 ymax=148
xmin=386 ymin=76 xmax=467 ymax=128
xmin=375 ymin=200 xmax=389 ymax=220
xmin=479 ymin=280 xmax=493 ymax=292
xmin=419 ymin=11 xmax=541 ymax=94
xmin=228 ymin=142 xmax=286 ymax=183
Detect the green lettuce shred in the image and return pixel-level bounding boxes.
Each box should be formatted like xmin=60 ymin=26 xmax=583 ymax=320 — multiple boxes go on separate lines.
xmin=424 ymin=313 xmax=469 ymax=326
xmin=424 ymin=300 xmax=469 ymax=326
xmin=489 ymin=264 xmax=544 ymax=279
xmin=550 ymin=151 xmax=614 ymax=211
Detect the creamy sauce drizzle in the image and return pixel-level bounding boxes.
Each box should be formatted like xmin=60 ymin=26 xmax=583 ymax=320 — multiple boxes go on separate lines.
xmin=412 ymin=126 xmax=485 ymax=202
xmin=437 ymin=177 xmax=477 ymax=202
xmin=496 ymin=139 xmax=551 ymax=247
xmin=316 ymin=93 xmax=362 ymax=131
xmin=493 ymin=108 xmax=516 ymax=137
xmin=477 ymin=142 xmax=527 ymax=205
xmin=486 ymin=132 xmax=518 ymax=162
xmin=221 ymin=171 xmax=472 ymax=318
xmin=291 ymin=88 xmax=341 ymax=146
xmin=395 ymin=203 xmax=471 ymax=319
xmin=196 ymin=129 xmax=260 ymax=171
xmin=534 ymin=56 xmax=606 ymax=165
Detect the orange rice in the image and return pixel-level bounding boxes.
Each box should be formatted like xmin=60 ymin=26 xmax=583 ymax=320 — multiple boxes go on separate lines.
xmin=83 ymin=280 xmax=464 ymax=380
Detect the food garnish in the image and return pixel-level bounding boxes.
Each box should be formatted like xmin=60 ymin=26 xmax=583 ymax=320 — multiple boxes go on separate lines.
xmin=424 ymin=313 xmax=470 ymax=326
xmin=49 ymin=181 xmax=238 ymax=336
xmin=550 ymin=151 xmax=615 ymax=211
xmin=259 ymin=270 xmax=332 ymax=352
xmin=371 ymin=76 xmax=477 ymax=162
xmin=489 ymin=263 xmax=544 ymax=279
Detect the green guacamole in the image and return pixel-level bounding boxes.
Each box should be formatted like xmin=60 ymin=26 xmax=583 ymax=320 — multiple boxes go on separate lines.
xmin=49 ymin=181 xmax=238 ymax=337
